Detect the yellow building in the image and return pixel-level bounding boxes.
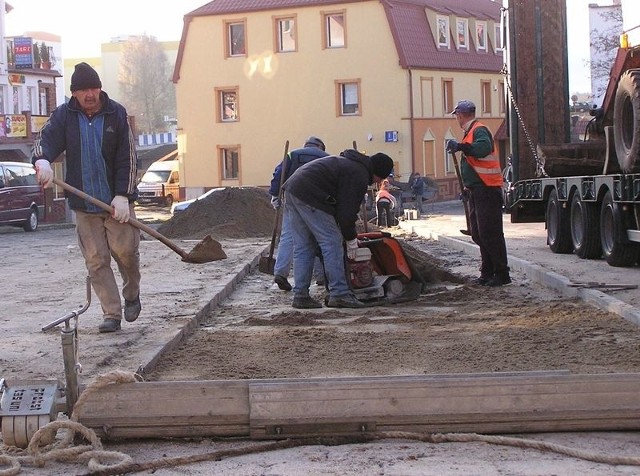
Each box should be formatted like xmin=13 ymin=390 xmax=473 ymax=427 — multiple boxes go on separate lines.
xmin=173 ymin=0 xmax=505 ymax=200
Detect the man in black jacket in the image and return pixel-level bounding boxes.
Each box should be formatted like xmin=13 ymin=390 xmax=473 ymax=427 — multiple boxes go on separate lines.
xmin=33 ymin=62 xmax=140 ymax=333
xmin=283 ymin=149 xmax=394 ymax=309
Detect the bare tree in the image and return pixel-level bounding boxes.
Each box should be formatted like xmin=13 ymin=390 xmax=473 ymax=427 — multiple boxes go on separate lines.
xmin=119 ymin=36 xmax=175 ymax=134
xmin=588 ymin=7 xmax=623 ymax=103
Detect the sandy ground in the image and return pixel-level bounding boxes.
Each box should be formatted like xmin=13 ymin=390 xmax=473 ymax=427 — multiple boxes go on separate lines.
xmin=1 ymin=201 xmax=640 ymax=475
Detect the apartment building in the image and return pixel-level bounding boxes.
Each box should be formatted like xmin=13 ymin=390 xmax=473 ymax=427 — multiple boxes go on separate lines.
xmin=173 ymin=0 xmax=505 ymax=201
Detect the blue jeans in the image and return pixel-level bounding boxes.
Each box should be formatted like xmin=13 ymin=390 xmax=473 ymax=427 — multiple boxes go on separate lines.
xmin=274 ymin=204 xmax=324 ymax=280
xmin=285 ymin=192 xmax=350 ymax=298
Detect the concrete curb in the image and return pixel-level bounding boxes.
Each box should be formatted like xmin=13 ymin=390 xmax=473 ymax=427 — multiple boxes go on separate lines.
xmin=400 ymin=222 xmax=640 ymax=326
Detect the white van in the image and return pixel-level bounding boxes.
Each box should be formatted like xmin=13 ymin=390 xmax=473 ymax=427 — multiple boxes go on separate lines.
xmin=137 ymin=160 xmax=180 ymax=206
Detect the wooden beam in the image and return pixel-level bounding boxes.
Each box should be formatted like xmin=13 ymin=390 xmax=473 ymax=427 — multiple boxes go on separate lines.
xmin=73 ymin=372 xmax=640 ymax=440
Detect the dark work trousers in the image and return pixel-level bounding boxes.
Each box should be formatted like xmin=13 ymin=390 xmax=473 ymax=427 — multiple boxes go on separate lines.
xmin=467 ymin=186 xmax=509 ymax=278
xmin=376 ymin=199 xmax=394 ymax=227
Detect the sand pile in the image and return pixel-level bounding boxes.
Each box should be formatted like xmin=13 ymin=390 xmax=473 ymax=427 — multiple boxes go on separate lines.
xmin=157 ymin=187 xmax=275 ymax=240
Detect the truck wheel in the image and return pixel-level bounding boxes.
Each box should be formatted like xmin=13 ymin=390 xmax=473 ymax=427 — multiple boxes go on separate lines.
xmin=600 ymin=190 xmax=640 ymax=266
xmin=613 ymin=69 xmax=640 ymax=173
xmin=164 ymin=195 xmax=174 ymax=207
xmin=546 ymin=189 xmax=571 ymax=253
xmin=569 ymin=194 xmax=601 ymax=259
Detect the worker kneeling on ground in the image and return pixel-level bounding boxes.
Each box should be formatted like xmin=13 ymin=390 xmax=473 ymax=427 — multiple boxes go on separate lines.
xmin=282 ymin=149 xmax=394 ymax=309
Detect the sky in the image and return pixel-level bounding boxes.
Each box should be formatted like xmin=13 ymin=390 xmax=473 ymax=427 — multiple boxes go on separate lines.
xmin=4 ymin=0 xmax=640 ymax=95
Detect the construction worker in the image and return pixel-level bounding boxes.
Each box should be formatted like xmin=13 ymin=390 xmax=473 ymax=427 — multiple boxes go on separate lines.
xmin=283 ymin=150 xmax=394 ymax=309
xmin=446 ymin=100 xmax=511 ymax=286
xmin=269 ymin=136 xmax=328 ymax=291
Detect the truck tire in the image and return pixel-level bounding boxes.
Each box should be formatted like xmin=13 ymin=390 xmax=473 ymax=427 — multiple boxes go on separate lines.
xmin=613 ymin=69 xmax=640 ymax=173
xmin=546 ymin=189 xmax=571 ymax=253
xmin=164 ymin=195 xmax=174 ymax=207
xmin=569 ymin=194 xmax=601 ymax=259
xmin=600 ymin=190 xmax=640 ymax=267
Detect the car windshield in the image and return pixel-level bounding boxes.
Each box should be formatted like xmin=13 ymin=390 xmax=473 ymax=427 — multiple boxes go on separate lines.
xmin=140 ymin=171 xmax=171 ymax=183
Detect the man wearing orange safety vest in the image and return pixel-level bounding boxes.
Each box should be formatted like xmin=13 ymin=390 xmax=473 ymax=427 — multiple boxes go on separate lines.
xmin=446 ymin=100 xmax=511 ymax=286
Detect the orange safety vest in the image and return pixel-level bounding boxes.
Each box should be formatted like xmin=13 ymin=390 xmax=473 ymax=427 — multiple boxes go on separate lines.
xmin=462 ymin=121 xmax=502 ymax=187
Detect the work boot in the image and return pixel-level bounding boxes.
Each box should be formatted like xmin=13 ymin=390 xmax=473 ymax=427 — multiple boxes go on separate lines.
xmin=124 ymin=296 xmax=141 ymax=322
xmin=487 ymin=274 xmax=512 ymax=287
xmin=98 ymin=318 xmax=121 ymax=333
xmin=472 ymin=276 xmax=492 ymax=286
xmin=327 ymin=294 xmax=366 ymax=308
xmin=274 ymin=275 xmax=292 ymax=291
xmin=292 ymin=295 xmax=322 ymax=309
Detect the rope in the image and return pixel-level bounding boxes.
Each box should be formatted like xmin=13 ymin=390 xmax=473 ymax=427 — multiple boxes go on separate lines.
xmin=3 ymin=370 xmax=640 ymax=474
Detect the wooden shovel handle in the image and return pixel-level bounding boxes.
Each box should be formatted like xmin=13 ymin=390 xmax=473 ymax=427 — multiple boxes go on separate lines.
xmin=52 ymin=177 xmax=190 ymax=260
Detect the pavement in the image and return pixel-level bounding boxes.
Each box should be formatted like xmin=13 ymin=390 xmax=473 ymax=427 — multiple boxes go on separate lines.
xmin=397 ymin=200 xmax=640 ymax=325
xmin=2 ymin=203 xmax=640 ymax=475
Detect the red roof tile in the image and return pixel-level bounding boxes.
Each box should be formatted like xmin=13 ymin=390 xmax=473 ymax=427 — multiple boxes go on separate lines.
xmin=178 ymin=0 xmax=502 ymax=78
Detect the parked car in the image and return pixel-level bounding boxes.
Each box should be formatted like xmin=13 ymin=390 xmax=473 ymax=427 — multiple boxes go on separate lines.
xmin=0 ymin=161 xmax=45 ymax=231
xmin=170 ymin=188 xmax=225 ymax=215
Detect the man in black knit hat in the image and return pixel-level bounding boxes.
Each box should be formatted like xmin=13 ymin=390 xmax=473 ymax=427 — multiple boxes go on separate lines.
xmin=33 ymin=62 xmax=141 ymax=333
xmin=282 ymin=149 xmax=394 ymax=309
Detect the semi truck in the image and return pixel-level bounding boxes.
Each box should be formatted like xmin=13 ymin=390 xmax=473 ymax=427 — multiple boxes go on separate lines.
xmin=504 ymin=1 xmax=640 ymax=268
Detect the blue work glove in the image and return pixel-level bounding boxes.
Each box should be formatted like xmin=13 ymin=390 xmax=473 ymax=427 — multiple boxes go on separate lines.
xmin=446 ymin=140 xmax=459 ymax=153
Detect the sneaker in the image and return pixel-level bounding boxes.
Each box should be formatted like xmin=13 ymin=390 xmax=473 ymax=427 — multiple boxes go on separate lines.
xmin=292 ymin=295 xmax=322 ymax=309
xmin=98 ymin=318 xmax=121 ymax=333
xmin=124 ymin=296 xmax=141 ymax=322
xmin=472 ymin=276 xmax=492 ymax=286
xmin=327 ymin=294 xmax=366 ymax=308
xmin=487 ymin=275 xmax=512 ymax=287
xmin=274 ymin=275 xmax=292 ymax=291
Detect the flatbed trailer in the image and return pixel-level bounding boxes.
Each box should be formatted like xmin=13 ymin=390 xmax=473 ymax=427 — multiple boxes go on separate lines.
xmin=509 ymin=173 xmax=640 ymax=267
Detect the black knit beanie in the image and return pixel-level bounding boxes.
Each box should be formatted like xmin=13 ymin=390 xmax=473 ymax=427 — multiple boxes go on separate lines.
xmin=370 ymin=153 xmax=394 ymax=179
xmin=70 ymin=62 xmax=102 ymax=92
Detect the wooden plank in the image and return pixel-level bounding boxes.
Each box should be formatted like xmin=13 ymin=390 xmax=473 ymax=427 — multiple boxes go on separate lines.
xmin=74 ymin=372 xmax=640 ymax=440
xmin=249 ymin=373 xmax=640 ymax=438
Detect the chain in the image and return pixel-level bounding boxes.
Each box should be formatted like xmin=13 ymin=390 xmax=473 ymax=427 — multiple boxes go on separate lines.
xmin=501 ymin=65 xmax=548 ymax=177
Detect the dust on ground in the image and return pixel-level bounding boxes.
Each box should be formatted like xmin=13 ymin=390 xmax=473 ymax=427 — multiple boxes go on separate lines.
xmin=146 ymin=233 xmax=640 ymax=382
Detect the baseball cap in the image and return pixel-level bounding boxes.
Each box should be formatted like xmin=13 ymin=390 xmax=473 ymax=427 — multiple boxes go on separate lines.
xmin=450 ymin=100 xmax=476 ymax=115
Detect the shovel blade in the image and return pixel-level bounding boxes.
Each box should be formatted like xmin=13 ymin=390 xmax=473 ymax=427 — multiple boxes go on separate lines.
xmin=259 ymin=256 xmax=276 ymax=275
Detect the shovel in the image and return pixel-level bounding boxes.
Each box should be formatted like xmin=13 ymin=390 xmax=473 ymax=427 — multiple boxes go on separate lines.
xmin=450 ymin=151 xmax=471 ymax=236
xmin=259 ymin=140 xmax=289 ymax=274
xmin=52 ymin=177 xmax=227 ymax=264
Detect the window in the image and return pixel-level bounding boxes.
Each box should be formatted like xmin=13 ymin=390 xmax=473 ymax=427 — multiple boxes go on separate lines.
xmin=324 ymin=11 xmax=345 ymax=48
xmin=481 ymin=80 xmax=492 ymax=114
xmin=216 ymin=87 xmax=239 ymax=122
xmin=420 ymin=77 xmax=434 ymax=118
xmin=12 ymin=86 xmax=22 ymax=115
xmin=26 ymin=86 xmax=36 ymax=112
xmin=336 ymin=80 xmax=360 ymax=116
xmin=443 ymin=140 xmax=454 ymax=174
xmin=476 ymin=21 xmax=487 ymax=51
xmin=225 ymin=20 xmax=246 ymax=57
xmin=0 ymin=85 xmax=6 ymax=114
xmin=498 ymin=81 xmax=506 ymax=114
xmin=220 ymin=147 xmax=239 ymax=179
xmin=442 ymin=79 xmax=453 ymax=115
xmin=495 ymin=23 xmax=504 ymax=51
xmin=456 ymin=19 xmax=468 ymax=49
xmin=275 ymin=16 xmax=296 ymax=52
xmin=437 ymin=16 xmax=449 ymax=48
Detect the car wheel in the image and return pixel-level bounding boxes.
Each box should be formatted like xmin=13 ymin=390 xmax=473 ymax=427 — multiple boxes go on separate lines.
xmin=23 ymin=207 xmax=39 ymax=232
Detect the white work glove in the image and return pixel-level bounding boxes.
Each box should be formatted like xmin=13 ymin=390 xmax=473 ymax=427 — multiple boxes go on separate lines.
xmin=35 ymin=159 xmax=53 ymax=187
xmin=110 ymin=195 xmax=130 ymax=223
xmin=270 ymin=195 xmax=281 ymax=209
xmin=345 ymin=238 xmax=359 ymax=260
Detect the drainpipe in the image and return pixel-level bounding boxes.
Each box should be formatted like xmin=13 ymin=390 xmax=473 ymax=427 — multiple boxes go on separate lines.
xmin=408 ymin=69 xmax=415 ymax=177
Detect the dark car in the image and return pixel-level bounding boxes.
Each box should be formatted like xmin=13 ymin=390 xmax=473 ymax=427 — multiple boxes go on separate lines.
xmin=0 ymin=161 xmax=45 ymax=231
